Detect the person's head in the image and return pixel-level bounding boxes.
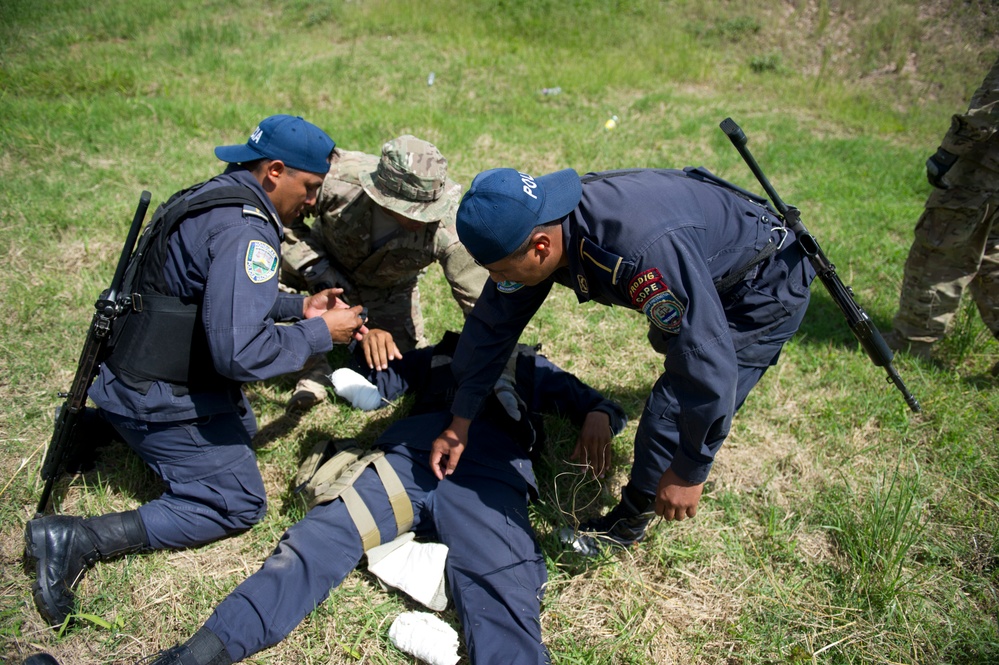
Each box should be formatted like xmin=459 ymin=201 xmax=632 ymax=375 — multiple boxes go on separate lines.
xmin=455 ymin=168 xmax=581 ymax=286
xmin=214 ymin=115 xmax=335 ymax=223
xmin=358 ymin=135 xmax=460 ymax=231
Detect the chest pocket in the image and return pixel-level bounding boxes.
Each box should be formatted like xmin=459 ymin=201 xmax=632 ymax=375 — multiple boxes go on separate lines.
xmin=575 ymin=236 xmax=636 ymax=306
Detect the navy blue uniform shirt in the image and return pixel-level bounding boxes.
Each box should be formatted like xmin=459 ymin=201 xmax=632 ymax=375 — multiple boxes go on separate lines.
xmin=450 ymin=168 xmax=813 ymax=481
xmin=370 ymin=342 xmax=628 ymax=493
xmin=90 ymin=167 xmax=334 ymax=421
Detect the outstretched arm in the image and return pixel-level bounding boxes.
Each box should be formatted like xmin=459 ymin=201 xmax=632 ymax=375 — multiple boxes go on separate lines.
xmin=530 ymin=353 xmax=627 ymax=478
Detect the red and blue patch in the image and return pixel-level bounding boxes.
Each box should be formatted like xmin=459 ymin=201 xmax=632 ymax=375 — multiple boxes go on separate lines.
xmin=628 ymin=268 xmax=684 ymax=334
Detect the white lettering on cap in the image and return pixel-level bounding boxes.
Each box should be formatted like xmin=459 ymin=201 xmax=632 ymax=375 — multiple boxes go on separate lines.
xmin=519 ymin=172 xmax=538 ymax=200
xmin=250 ymin=127 xmax=263 ymax=144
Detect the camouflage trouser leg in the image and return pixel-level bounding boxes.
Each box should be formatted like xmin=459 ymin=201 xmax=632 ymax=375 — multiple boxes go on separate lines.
xmin=287 ymin=354 xmax=334 ymax=415
xmin=969 ymin=212 xmax=999 ymax=339
xmin=893 ymin=183 xmax=999 ymax=344
xmin=357 ymin=283 xmax=426 ymax=353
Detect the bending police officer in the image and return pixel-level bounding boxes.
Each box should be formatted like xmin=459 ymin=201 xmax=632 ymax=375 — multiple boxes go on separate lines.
xmin=432 ymin=166 xmax=815 ymax=554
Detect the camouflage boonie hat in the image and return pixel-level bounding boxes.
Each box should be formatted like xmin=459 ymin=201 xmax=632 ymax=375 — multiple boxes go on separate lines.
xmin=358 ymin=135 xmax=460 ymax=223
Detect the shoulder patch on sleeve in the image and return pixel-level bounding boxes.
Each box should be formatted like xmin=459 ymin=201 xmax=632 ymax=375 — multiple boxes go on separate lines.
xmin=643 ymin=289 xmax=684 ymax=334
xmin=497 ymin=280 xmax=525 ymax=293
xmin=242 ymin=204 xmax=272 ymax=223
xmin=630 ymin=268 xmax=684 ymax=334
xmin=628 ymin=268 xmax=667 ymax=307
xmin=245 ymin=240 xmax=279 ymax=283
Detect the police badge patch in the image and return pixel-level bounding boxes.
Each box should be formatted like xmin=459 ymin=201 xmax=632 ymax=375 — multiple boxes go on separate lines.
xmin=643 ymin=290 xmax=684 ymax=333
xmin=629 ymin=267 xmax=684 ymax=333
xmin=245 ymin=240 xmax=279 ymax=283
xmin=497 ymin=280 xmax=525 ymax=293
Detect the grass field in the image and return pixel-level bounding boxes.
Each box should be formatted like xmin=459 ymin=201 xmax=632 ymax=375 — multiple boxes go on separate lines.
xmin=2 ymin=0 xmax=998 ymax=663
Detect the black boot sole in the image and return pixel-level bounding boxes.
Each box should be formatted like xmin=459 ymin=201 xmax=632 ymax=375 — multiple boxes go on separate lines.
xmin=24 ymin=520 xmax=73 ymax=627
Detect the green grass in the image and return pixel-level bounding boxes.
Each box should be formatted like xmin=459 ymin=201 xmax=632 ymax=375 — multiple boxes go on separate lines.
xmin=2 ymin=0 xmax=998 ymax=663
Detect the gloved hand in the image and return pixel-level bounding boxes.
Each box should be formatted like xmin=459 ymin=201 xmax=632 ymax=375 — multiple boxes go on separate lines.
xmin=926 ymin=147 xmax=958 ymax=189
xmin=302 ymin=258 xmax=345 ymax=295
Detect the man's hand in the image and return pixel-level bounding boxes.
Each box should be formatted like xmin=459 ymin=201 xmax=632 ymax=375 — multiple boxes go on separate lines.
xmin=429 ymin=416 xmax=471 ymax=481
xmin=654 ymin=468 xmax=705 ymax=521
xmin=570 ymin=410 xmax=613 ymax=478
xmin=320 ymin=305 xmax=368 ymax=344
xmin=302 ymin=287 xmax=350 ymax=319
xmin=361 ymin=328 xmax=403 ymax=371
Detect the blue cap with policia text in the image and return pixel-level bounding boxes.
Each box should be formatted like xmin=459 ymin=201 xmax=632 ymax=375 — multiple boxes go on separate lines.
xmin=215 ymin=115 xmax=336 ymax=175
xmin=456 ymin=167 xmax=582 ymax=265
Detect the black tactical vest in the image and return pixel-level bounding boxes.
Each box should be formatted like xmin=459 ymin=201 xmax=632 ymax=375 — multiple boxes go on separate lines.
xmin=105 ymin=184 xmax=268 ymax=395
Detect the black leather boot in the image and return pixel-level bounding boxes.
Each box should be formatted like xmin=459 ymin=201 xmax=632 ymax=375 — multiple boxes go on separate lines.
xmin=141 ymin=626 xmax=232 ymax=665
xmin=21 ymin=654 xmax=60 ymax=665
xmin=24 ymin=510 xmax=148 ymax=626
xmin=560 ymin=484 xmax=656 ymax=557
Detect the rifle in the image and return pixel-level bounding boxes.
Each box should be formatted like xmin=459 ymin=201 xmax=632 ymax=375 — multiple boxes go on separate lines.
xmin=719 ymin=118 xmax=921 ymax=413
xmin=35 ymin=191 xmax=152 ymax=515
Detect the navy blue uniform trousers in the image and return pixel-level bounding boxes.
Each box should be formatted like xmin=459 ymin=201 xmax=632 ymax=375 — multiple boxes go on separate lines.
xmin=631 ymin=299 xmax=809 ymax=494
xmin=103 ymin=407 xmax=267 ymax=550
xmin=202 ymin=437 xmax=548 ymax=664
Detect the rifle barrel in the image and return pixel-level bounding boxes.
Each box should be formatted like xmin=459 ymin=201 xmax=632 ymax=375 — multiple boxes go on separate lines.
xmin=719 ymin=118 xmax=921 ymax=413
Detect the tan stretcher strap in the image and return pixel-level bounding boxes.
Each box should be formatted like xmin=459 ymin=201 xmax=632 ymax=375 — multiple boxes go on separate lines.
xmin=341 ymin=486 xmax=381 ymax=551
xmin=303 ymin=447 xmax=414 ymax=551
xmin=372 ymin=455 xmax=414 ymax=534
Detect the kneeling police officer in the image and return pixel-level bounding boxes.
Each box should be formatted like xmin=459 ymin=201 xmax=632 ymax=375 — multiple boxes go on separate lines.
xmin=24 ymin=115 xmax=368 ymax=628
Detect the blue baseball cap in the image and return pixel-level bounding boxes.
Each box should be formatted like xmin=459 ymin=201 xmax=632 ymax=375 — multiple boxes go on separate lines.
xmin=456 ymin=167 xmax=582 ymax=265
xmin=214 ymin=115 xmax=336 ymax=175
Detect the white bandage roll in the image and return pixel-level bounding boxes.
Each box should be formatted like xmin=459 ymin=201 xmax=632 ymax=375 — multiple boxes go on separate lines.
xmin=329 ymin=368 xmax=384 ymax=411
xmin=388 ymin=611 xmax=460 ymax=665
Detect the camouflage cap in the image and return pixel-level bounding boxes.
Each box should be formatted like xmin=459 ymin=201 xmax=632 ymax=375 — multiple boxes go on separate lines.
xmin=358 ymin=135 xmax=461 ymax=223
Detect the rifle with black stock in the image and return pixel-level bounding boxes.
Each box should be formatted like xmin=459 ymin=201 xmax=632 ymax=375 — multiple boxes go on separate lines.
xmin=35 ymin=190 xmax=152 ymax=516
xmin=719 ymin=117 xmax=921 ymax=414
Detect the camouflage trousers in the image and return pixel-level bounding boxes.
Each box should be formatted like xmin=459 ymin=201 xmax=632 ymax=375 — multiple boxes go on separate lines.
xmin=892 ymin=157 xmax=999 ymax=345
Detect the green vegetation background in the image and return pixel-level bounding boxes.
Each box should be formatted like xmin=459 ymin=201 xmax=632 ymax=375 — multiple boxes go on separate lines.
xmin=1 ymin=0 xmax=997 ymax=663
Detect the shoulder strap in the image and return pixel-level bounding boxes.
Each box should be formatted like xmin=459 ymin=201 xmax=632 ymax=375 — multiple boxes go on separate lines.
xmin=586 ymin=167 xmax=786 ymax=294
xmin=105 ymin=184 xmax=273 ymax=393
xmin=153 ymin=185 xmax=271 ymax=256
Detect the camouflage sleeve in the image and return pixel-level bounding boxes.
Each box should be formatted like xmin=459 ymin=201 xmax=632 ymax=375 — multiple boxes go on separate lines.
xmin=314 ymin=149 xmax=379 ymax=214
xmin=433 ymin=215 xmax=489 ymax=315
xmin=281 ymin=217 xmax=323 ymax=273
xmin=301 ymin=148 xmax=378 ymax=274
xmin=940 ymin=56 xmax=999 ymax=156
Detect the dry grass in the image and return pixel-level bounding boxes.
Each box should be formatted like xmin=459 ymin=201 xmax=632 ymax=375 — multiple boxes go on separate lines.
xmin=3 ymin=0 xmax=999 ymax=662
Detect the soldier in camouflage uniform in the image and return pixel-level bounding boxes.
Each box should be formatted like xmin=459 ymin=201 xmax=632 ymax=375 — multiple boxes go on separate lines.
xmin=889 ymin=55 xmax=999 ymax=373
xmin=282 ymin=135 xmax=488 ymax=413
